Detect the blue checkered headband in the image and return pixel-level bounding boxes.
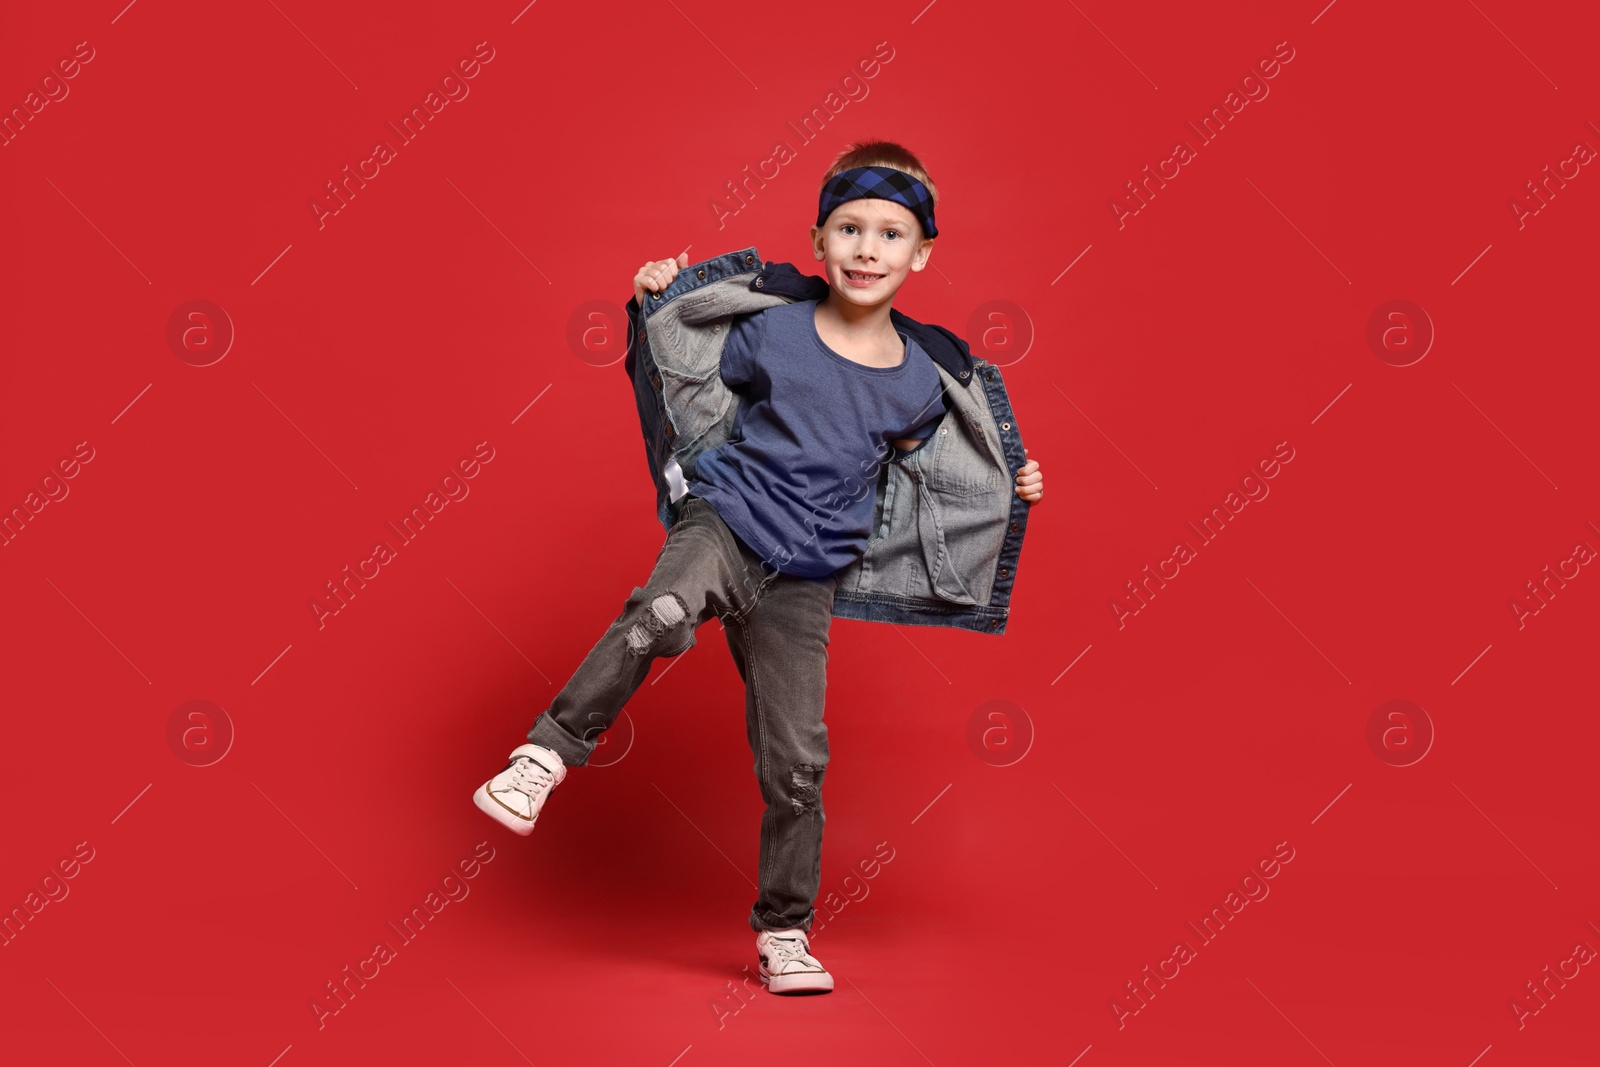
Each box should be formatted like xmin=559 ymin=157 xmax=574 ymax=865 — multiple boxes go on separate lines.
xmin=816 ymin=165 xmax=939 ymax=239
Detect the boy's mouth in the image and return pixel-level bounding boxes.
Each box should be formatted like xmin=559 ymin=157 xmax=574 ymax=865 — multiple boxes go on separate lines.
xmin=843 ymin=269 xmax=885 ymax=286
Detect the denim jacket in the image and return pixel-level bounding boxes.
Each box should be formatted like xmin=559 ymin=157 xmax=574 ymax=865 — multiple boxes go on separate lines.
xmin=623 ymin=247 xmax=1031 ymax=635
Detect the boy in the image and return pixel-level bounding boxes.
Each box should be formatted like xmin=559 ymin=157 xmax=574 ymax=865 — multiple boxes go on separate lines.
xmin=476 ymin=141 xmax=1044 ymax=994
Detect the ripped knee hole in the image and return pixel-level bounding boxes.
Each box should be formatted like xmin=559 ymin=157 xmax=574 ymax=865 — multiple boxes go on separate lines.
xmin=625 ymin=591 xmax=689 ymax=654
xmin=789 ymin=763 xmax=826 ymax=815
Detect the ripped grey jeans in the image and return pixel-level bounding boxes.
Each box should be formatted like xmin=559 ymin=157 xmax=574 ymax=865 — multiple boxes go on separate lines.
xmin=527 ymin=493 xmax=838 ymax=933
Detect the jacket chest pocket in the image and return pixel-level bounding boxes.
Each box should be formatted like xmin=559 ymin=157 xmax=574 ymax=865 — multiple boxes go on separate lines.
xmin=651 ymin=295 xmax=724 ymax=378
xmin=920 ymin=417 xmax=1001 ymax=496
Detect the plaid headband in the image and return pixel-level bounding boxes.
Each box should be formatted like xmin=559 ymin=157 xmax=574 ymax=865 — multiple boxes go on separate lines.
xmin=816 ymin=165 xmax=939 ymax=239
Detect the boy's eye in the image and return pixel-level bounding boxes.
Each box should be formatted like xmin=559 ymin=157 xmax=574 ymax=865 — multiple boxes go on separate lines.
xmin=884 ymin=230 xmax=900 ymax=240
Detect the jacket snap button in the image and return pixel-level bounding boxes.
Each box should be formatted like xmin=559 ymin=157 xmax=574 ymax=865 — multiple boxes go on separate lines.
xmin=959 ymin=370 xmax=969 ymax=378
xmin=999 ymin=567 xmax=1010 ymax=578
xmin=696 ymin=268 xmax=706 ymax=279
xmin=1010 ymin=522 xmax=1021 ymax=532
xmin=1002 ymin=422 xmax=1011 ymax=430
xmin=754 ymin=277 xmax=764 ymax=289
xmin=651 ymin=291 xmax=661 ymax=300
xmin=745 ymin=254 xmax=755 ymax=264
xmin=988 ymin=619 xmax=1000 ymax=630
xmin=985 ymin=371 xmax=994 ymax=381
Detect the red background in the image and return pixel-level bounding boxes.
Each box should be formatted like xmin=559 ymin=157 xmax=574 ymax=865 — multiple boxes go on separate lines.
xmin=3 ymin=1 xmax=1597 ymax=1064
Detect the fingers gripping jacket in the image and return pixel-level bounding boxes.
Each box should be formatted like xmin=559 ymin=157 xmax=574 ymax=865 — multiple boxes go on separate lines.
xmin=625 ymin=591 xmax=689 ymax=655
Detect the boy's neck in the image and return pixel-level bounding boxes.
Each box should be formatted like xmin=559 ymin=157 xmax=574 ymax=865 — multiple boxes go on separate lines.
xmin=817 ymin=291 xmax=895 ymax=337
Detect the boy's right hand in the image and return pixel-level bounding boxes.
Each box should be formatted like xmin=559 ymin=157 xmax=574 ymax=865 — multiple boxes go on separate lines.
xmin=633 ymin=253 xmax=690 ymax=304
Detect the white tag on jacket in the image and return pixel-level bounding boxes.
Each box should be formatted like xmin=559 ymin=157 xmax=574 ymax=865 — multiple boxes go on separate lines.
xmin=664 ymin=457 xmax=688 ymax=502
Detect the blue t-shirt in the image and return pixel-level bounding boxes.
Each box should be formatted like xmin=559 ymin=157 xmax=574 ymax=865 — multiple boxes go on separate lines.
xmin=688 ymin=299 xmax=947 ymax=578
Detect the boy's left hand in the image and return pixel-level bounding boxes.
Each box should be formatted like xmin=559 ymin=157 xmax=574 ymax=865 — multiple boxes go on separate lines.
xmin=1015 ymin=448 xmax=1043 ymax=503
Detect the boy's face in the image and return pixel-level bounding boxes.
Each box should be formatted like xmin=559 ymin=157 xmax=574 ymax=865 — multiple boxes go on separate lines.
xmin=810 ymin=196 xmax=933 ymax=310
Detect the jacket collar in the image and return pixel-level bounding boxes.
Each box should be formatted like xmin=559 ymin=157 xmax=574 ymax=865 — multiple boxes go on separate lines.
xmin=753 ymin=261 xmax=976 ymax=387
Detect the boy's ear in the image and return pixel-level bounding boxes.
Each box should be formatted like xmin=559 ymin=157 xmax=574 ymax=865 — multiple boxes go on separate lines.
xmin=810 ymin=224 xmax=824 ymax=258
xmin=911 ymin=237 xmax=934 ymax=271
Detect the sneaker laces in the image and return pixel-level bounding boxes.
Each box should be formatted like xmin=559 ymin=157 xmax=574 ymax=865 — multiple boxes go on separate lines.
xmin=507 ymin=755 xmax=555 ymax=797
xmin=767 ymin=934 xmax=813 ymax=969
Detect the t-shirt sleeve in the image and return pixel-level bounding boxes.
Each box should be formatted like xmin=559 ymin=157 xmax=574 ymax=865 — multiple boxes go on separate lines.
xmin=718 ymin=311 xmax=766 ymax=391
xmin=898 ymin=381 xmax=948 ymax=441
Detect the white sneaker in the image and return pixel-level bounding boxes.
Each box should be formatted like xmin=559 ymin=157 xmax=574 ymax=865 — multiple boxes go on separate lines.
xmin=756 ymin=928 xmax=834 ymax=995
xmin=474 ymin=743 xmax=567 ymax=836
